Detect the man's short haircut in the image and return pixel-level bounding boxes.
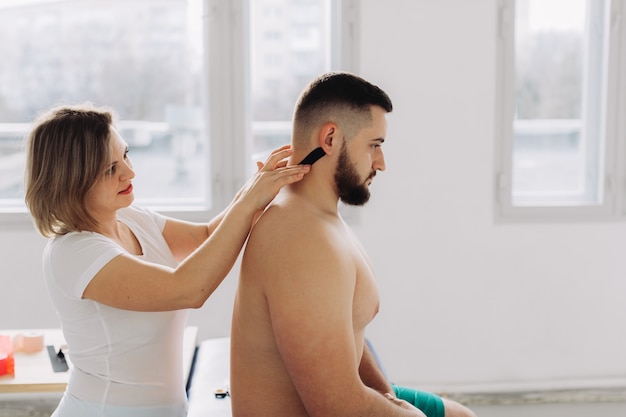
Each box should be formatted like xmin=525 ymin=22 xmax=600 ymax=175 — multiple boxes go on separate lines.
xmin=293 ymin=72 xmax=393 ymax=145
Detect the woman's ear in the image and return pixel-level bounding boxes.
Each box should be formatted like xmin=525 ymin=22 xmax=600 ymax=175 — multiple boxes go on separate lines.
xmin=318 ymin=122 xmax=337 ymax=155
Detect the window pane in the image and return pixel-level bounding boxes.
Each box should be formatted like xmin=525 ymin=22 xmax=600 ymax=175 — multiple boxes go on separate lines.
xmin=249 ymin=0 xmax=334 ymax=169
xmin=0 ymin=0 xmax=208 ymax=210
xmin=513 ymin=0 xmax=607 ymax=206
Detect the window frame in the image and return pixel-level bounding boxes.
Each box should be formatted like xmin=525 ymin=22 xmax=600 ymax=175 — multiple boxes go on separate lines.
xmin=0 ymin=0 xmax=358 ymax=229
xmin=495 ymin=0 xmax=626 ymax=222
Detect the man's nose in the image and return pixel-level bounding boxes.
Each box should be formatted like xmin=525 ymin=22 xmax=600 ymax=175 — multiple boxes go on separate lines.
xmin=373 ymin=151 xmax=386 ymax=172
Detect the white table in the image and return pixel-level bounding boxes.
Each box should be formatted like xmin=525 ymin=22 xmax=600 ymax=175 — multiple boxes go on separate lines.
xmin=187 ymin=337 xmax=232 ymax=417
xmin=0 ymin=327 xmax=198 ymax=394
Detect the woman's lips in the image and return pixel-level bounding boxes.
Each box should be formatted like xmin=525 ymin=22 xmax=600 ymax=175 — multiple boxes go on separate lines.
xmin=119 ymin=184 xmax=133 ymax=195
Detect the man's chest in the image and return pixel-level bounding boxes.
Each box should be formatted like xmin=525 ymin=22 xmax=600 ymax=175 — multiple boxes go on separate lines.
xmin=351 ymin=243 xmax=380 ymax=329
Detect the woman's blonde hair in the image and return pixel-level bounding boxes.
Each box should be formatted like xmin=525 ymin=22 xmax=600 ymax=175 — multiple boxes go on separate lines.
xmin=25 ymin=103 xmax=116 ymax=237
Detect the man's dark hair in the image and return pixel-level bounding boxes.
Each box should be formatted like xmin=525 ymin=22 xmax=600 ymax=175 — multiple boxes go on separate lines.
xmin=293 ymin=72 xmax=392 ymax=143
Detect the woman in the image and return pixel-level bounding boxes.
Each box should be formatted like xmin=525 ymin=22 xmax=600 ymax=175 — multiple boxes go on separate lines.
xmin=24 ymin=103 xmax=310 ymax=417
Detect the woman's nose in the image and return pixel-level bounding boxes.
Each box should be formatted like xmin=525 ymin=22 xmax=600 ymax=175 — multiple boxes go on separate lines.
xmin=122 ymin=158 xmax=135 ymax=180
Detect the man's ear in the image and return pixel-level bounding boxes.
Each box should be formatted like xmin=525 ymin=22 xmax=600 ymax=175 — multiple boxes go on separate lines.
xmin=318 ymin=122 xmax=337 ymax=155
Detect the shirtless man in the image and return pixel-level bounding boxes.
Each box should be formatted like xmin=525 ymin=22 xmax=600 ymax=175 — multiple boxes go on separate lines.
xmin=230 ymin=72 xmax=476 ymax=417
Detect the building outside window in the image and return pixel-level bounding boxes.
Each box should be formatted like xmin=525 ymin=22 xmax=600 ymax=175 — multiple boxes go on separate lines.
xmin=0 ymin=0 xmax=344 ymax=221
xmin=496 ymin=0 xmax=626 ymax=219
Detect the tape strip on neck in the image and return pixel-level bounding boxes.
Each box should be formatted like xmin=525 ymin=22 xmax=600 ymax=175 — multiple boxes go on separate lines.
xmin=298 ymin=147 xmax=326 ymax=165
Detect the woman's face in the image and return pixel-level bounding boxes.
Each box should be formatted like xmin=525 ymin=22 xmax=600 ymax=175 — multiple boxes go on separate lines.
xmin=84 ymin=128 xmax=135 ymax=217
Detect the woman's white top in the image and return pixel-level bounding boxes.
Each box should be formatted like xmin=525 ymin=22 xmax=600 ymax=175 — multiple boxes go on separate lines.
xmin=43 ymin=206 xmax=188 ymax=416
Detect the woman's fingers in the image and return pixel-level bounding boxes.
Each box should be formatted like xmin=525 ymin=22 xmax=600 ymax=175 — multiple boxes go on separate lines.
xmin=260 ymin=145 xmax=294 ymax=171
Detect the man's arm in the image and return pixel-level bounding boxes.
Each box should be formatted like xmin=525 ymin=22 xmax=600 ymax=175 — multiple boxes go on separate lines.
xmin=263 ymin=223 xmax=425 ymax=417
xmin=359 ymin=341 xmax=395 ymax=395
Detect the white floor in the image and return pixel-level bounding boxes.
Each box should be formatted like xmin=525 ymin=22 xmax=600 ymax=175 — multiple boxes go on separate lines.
xmin=2 ymin=393 xmax=626 ymax=417
xmin=3 ymin=400 xmax=626 ymax=416
xmin=471 ymin=401 xmax=626 ymax=417
xmin=443 ymin=379 xmax=626 ymax=417
xmin=0 ymin=397 xmax=59 ymax=417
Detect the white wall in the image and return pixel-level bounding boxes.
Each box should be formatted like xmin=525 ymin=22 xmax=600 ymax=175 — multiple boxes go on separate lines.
xmin=2 ymin=0 xmax=626 ymax=394
xmin=354 ymin=0 xmax=626 ymax=391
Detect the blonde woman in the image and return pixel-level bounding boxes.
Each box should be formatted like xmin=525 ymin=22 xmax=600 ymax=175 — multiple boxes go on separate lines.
xmin=24 ymin=103 xmax=310 ymax=417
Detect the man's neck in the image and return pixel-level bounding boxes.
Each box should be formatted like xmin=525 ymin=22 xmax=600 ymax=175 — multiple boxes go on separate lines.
xmin=286 ymin=176 xmax=340 ymax=216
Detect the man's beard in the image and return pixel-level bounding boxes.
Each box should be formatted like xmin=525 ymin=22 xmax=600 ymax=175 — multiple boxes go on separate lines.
xmin=334 ymin=144 xmax=375 ymax=206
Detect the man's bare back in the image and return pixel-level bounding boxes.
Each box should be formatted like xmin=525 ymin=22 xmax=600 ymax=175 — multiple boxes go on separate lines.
xmin=230 ymin=191 xmax=381 ymax=416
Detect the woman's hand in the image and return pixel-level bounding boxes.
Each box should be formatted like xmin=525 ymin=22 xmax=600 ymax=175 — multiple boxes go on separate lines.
xmin=236 ymin=145 xmax=310 ymax=214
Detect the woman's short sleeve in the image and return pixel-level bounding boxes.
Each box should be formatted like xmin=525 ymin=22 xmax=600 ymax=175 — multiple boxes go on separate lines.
xmin=44 ymin=233 xmax=124 ymax=299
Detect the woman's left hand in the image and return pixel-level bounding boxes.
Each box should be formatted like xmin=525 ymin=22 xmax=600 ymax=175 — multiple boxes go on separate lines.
xmin=235 ymin=145 xmax=310 ymax=214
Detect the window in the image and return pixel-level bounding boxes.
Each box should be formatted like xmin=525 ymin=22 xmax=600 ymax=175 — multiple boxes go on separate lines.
xmin=0 ymin=0 xmax=207 ymax=214
xmin=0 ymin=0 xmax=353 ymax=225
xmin=250 ymin=0 xmax=336 ymax=167
xmin=496 ymin=0 xmax=626 ymax=219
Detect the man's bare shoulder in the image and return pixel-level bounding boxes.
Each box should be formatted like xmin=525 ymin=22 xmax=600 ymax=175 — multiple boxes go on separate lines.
xmin=250 ymin=194 xmax=336 ymax=247
xmin=242 ymin=193 xmax=347 ymax=286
